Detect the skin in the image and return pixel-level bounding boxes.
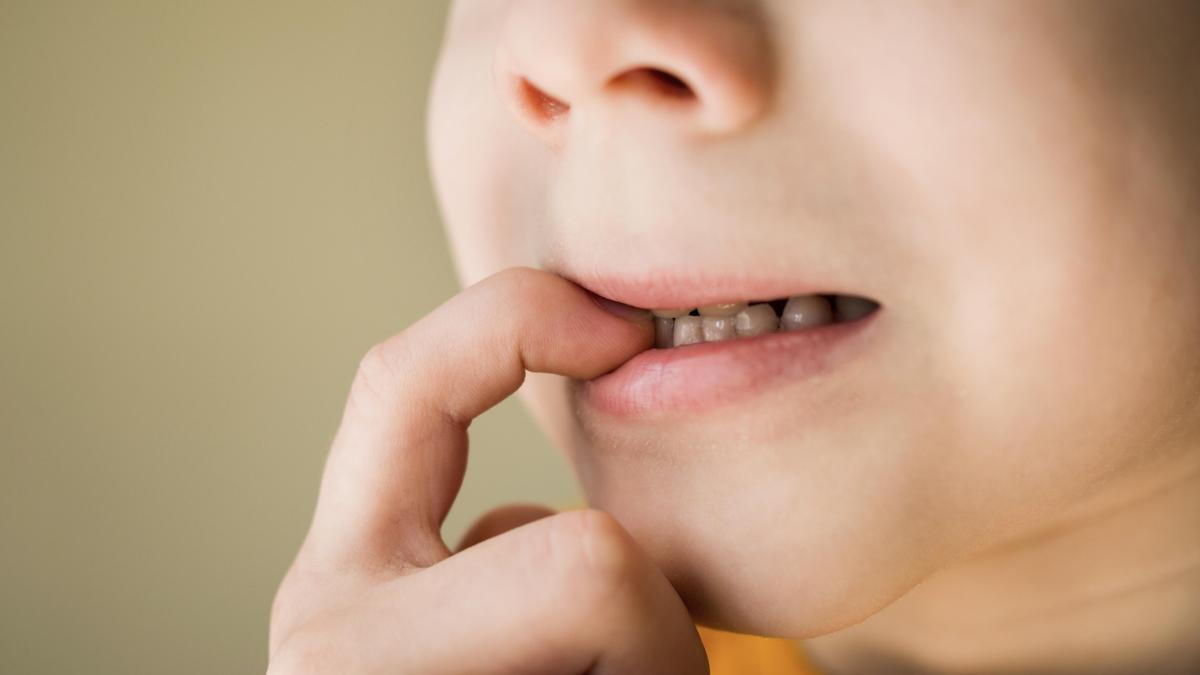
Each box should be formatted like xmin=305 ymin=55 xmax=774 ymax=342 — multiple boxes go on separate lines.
xmin=270 ymin=1 xmax=1200 ymax=673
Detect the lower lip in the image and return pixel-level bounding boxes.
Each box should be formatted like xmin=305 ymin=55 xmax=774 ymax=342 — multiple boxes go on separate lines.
xmin=579 ymin=310 xmax=882 ymax=418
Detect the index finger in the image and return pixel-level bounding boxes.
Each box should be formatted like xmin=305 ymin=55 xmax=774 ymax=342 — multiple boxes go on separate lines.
xmin=301 ymin=267 xmax=652 ymax=571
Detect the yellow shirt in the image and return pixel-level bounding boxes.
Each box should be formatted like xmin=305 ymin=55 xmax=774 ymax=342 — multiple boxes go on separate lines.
xmin=697 ymin=625 xmax=825 ymax=675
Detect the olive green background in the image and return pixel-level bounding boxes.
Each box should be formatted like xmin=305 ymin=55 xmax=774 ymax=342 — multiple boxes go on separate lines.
xmin=0 ymin=2 xmax=580 ymax=672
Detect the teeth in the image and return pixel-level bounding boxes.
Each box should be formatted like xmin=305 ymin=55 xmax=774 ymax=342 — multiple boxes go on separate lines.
xmin=780 ymin=295 xmax=833 ymax=331
xmin=672 ymin=315 xmax=704 ymax=347
xmin=654 ymin=317 xmax=675 ymax=349
xmin=646 ymin=294 xmax=875 ymax=348
xmin=734 ymin=303 xmax=780 ymax=337
xmin=702 ymin=315 xmax=737 ymax=343
xmin=834 ymin=295 xmax=878 ymax=322
xmin=698 ymin=302 xmax=748 ymax=317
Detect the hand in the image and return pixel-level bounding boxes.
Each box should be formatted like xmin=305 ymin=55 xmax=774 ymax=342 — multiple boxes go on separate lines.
xmin=268 ymin=267 xmax=708 ymax=674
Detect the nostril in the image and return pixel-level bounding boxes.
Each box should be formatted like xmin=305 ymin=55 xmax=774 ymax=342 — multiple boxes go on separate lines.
xmin=643 ymin=68 xmax=696 ymax=99
xmin=609 ymin=66 xmax=697 ymax=101
xmin=517 ymin=76 xmax=571 ymax=124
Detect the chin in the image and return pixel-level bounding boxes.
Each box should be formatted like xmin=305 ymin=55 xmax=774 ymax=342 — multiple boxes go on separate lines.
xmin=578 ymin=467 xmax=933 ymax=638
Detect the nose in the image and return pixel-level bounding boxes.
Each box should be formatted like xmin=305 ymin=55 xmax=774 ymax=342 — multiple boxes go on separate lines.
xmin=494 ymin=0 xmax=773 ymax=145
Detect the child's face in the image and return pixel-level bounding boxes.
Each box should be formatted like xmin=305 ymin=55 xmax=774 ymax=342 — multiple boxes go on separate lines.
xmin=428 ymin=1 xmax=1200 ymax=635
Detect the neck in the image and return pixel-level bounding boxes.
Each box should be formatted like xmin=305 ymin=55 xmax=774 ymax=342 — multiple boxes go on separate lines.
xmin=800 ymin=450 xmax=1200 ymax=675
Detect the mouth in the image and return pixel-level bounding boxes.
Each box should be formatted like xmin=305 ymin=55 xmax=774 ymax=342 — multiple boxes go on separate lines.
xmin=568 ymin=272 xmax=885 ymax=418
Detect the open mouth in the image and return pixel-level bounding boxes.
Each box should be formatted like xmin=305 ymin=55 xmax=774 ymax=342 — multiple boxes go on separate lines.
xmin=648 ymin=294 xmax=881 ymax=349
xmin=558 ymin=266 xmax=887 ymax=417
xmin=579 ymin=290 xmax=884 ymax=418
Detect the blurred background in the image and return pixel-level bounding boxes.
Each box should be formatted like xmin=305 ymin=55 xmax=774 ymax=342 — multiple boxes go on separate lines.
xmin=0 ymin=2 xmax=581 ymax=672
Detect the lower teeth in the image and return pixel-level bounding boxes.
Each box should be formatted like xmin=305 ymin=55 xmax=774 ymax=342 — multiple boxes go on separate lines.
xmin=652 ymin=295 xmax=878 ymax=349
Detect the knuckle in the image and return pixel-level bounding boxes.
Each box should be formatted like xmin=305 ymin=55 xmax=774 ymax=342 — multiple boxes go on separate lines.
xmin=346 ymin=340 xmax=407 ymax=417
xmin=357 ymin=341 xmax=399 ymax=387
xmin=546 ymin=509 xmax=641 ymax=596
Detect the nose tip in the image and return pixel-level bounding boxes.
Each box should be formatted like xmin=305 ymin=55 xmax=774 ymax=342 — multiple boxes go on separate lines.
xmin=494 ymin=0 xmax=773 ymax=144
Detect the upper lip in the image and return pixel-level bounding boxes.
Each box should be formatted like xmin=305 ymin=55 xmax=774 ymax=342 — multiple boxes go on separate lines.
xmin=549 ymin=264 xmax=871 ymax=310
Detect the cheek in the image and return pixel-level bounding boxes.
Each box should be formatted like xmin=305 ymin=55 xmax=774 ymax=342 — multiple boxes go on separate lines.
xmin=428 ymin=23 xmax=545 ymax=288
xmin=925 ymin=89 xmax=1200 ymax=534
xmin=942 ymin=196 xmax=1200 ymax=530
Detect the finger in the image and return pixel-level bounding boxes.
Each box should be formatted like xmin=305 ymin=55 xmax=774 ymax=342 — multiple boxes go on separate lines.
xmin=304 ymin=267 xmax=652 ymax=571
xmin=272 ymin=510 xmax=708 ymax=675
xmin=453 ymin=502 xmax=557 ymax=552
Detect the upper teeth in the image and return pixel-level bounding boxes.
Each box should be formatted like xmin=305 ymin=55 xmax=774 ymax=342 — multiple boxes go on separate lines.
xmin=650 ymin=294 xmax=878 ymax=349
xmin=734 ymin=303 xmax=779 ymax=337
xmin=697 ymin=302 xmax=747 ymax=317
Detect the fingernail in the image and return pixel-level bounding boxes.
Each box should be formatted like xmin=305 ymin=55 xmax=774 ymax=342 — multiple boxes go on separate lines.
xmin=589 ymin=292 xmax=653 ymax=325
